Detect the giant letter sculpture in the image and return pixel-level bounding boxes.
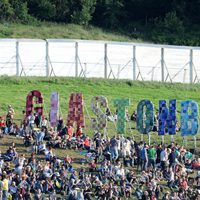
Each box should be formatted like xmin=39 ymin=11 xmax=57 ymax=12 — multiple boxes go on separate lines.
xmin=67 ymin=93 xmax=85 ymax=128
xmin=50 ymin=92 xmax=59 ymax=127
xmin=136 ymin=100 xmax=154 ymax=134
xmin=158 ymin=100 xmax=176 ymax=135
xmin=26 ymin=90 xmax=43 ymax=118
xmin=181 ymin=100 xmax=199 ymax=136
xmin=91 ymin=96 xmax=108 ymax=131
xmin=113 ymin=99 xmax=130 ymax=134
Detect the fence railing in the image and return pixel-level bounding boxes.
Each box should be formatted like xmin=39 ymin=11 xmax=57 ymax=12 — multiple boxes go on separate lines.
xmin=0 ymin=39 xmax=200 ymax=83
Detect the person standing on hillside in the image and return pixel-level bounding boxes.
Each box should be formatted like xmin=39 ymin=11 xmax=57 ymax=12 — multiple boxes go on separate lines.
xmin=140 ymin=144 xmax=148 ymax=171
xmin=2 ymin=173 xmax=8 ymax=200
xmin=27 ymin=113 xmax=35 ymax=132
xmin=6 ymin=105 xmax=15 ymax=133
xmin=136 ymin=142 xmax=143 ymax=171
xmin=160 ymin=147 xmax=168 ymax=172
xmin=20 ymin=110 xmax=26 ymax=128
xmin=156 ymin=144 xmax=162 ymax=165
xmin=41 ymin=116 xmax=48 ymax=130
xmin=168 ymin=148 xmax=177 ymax=172
xmin=110 ymin=136 xmax=119 ymax=162
xmin=148 ymin=145 xmax=157 ymax=171
xmin=7 ymin=105 xmax=15 ymax=120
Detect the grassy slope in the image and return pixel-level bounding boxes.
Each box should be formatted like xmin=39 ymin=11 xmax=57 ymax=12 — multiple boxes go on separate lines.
xmin=0 ymin=76 xmax=200 ymax=149
xmin=0 ymin=22 xmax=142 ymax=42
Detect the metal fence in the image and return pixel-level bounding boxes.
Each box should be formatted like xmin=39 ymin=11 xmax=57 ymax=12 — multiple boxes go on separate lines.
xmin=0 ymin=39 xmax=200 ymax=83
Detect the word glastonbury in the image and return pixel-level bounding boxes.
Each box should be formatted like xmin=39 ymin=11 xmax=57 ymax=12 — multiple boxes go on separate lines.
xmin=26 ymin=90 xmax=199 ymax=137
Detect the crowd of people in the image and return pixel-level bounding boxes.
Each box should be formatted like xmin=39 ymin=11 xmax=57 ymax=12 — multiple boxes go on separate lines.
xmin=0 ymin=106 xmax=199 ymax=200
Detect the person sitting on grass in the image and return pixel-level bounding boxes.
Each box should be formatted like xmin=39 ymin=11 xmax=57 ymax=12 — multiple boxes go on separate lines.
xmin=88 ymin=159 xmax=97 ymax=172
xmin=83 ymin=136 xmax=90 ymax=150
xmin=3 ymin=147 xmax=17 ymax=162
xmin=64 ymin=155 xmax=72 ymax=166
xmin=27 ymin=112 xmax=35 ymax=128
xmin=23 ymin=133 xmax=32 ymax=147
xmin=192 ymin=158 xmax=200 ymax=170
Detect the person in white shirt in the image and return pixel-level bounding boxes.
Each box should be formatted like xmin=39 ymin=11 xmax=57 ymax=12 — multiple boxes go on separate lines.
xmin=7 ymin=105 xmax=15 ymax=120
xmin=0 ymin=159 xmax=4 ymax=174
xmin=121 ymin=137 xmax=131 ymax=157
xmin=160 ymin=147 xmax=168 ymax=171
xmin=41 ymin=117 xmax=48 ymax=129
xmin=28 ymin=113 xmax=35 ymax=131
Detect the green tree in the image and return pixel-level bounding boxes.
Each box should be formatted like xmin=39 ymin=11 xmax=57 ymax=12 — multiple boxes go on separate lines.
xmin=0 ymin=0 xmax=33 ymax=23
xmin=10 ymin=0 xmax=34 ymax=23
xmin=71 ymin=0 xmax=97 ymax=26
xmin=52 ymin=0 xmax=70 ymax=22
xmin=93 ymin=0 xmax=125 ymax=28
xmin=27 ymin=0 xmax=56 ymax=21
xmin=163 ymin=11 xmax=184 ymax=34
xmin=151 ymin=11 xmax=184 ymax=45
xmin=103 ymin=0 xmax=124 ymax=28
xmin=0 ymin=0 xmax=14 ymax=21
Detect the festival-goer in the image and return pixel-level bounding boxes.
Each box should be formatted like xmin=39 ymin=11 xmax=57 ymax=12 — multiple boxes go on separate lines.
xmin=140 ymin=143 xmax=148 ymax=171
xmin=0 ymin=117 xmax=5 ymax=136
xmin=0 ymin=107 xmax=198 ymax=200
xmin=148 ymin=145 xmax=157 ymax=171
xmin=7 ymin=105 xmax=15 ymax=120
xmin=110 ymin=136 xmax=119 ymax=162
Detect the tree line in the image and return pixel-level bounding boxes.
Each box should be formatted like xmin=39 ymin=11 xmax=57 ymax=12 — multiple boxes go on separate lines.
xmin=0 ymin=0 xmax=200 ymax=45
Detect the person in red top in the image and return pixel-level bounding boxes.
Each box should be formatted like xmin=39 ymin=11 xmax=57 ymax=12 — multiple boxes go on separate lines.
xmin=179 ymin=177 xmax=188 ymax=190
xmin=76 ymin=126 xmax=83 ymax=137
xmin=192 ymin=158 xmax=200 ymax=169
xmin=67 ymin=125 xmax=73 ymax=141
xmin=0 ymin=117 xmax=5 ymax=136
xmin=0 ymin=117 xmax=5 ymax=127
xmin=84 ymin=136 xmax=90 ymax=150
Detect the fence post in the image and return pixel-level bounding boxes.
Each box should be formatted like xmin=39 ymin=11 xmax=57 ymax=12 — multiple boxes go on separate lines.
xmin=75 ymin=42 xmax=78 ymax=77
xmin=133 ymin=46 xmax=136 ymax=80
xmin=16 ymin=41 xmax=19 ymax=76
xmin=190 ymin=49 xmax=193 ymax=84
xmin=161 ymin=48 xmax=165 ymax=82
xmin=45 ymin=40 xmax=49 ymax=77
xmin=104 ymin=43 xmax=108 ymax=79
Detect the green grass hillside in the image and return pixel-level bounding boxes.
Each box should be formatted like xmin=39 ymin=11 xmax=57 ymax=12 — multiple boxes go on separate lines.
xmin=0 ymin=22 xmax=142 ymax=42
xmin=0 ymin=76 xmax=200 ymax=150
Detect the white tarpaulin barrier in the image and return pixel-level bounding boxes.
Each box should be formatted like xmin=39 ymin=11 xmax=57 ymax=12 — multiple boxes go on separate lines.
xmin=0 ymin=38 xmax=200 ymax=83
